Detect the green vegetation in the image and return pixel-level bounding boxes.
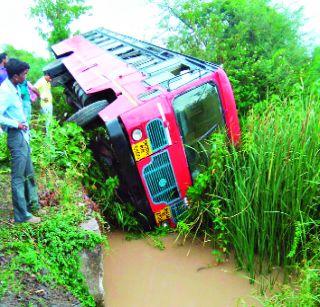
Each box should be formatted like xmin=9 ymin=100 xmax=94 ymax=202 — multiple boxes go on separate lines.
xmin=0 ymin=0 xmax=319 ymax=305
xmin=305 ymin=47 xmax=320 ymax=91
xmin=85 ymin=173 xmax=141 ymax=231
xmin=30 ymin=0 xmax=92 ymax=47
xmin=0 ymin=197 xmax=106 ymax=306
xmin=31 ymin=120 xmax=93 ymax=176
xmin=0 ymin=119 xmax=107 ymax=306
xmin=159 ymin=0 xmax=308 ymax=112
xmin=176 ymin=91 xmax=319 ymax=302
xmin=180 ymin=89 xmax=319 ymax=269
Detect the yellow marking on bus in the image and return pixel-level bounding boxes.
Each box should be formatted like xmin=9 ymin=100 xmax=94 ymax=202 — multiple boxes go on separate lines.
xmin=154 ymin=207 xmax=172 ymax=224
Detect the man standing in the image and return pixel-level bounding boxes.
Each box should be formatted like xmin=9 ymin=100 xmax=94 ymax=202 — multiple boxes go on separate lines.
xmin=0 ymin=58 xmax=40 ymax=223
xmin=34 ymin=73 xmax=53 ymax=134
xmin=0 ymin=52 xmax=8 ymax=85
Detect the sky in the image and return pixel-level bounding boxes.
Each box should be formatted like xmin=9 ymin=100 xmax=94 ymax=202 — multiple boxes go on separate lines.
xmin=0 ymin=0 xmax=319 ymax=59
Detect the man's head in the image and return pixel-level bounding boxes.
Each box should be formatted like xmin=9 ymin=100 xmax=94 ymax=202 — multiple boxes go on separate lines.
xmin=0 ymin=52 xmax=8 ymax=66
xmin=5 ymin=58 xmax=30 ymax=85
xmin=44 ymin=73 xmax=52 ymax=82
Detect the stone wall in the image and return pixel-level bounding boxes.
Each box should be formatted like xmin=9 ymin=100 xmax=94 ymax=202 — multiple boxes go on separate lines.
xmin=80 ymin=218 xmax=105 ymax=306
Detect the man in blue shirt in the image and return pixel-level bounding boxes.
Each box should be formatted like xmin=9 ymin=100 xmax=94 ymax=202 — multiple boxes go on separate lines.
xmin=0 ymin=52 xmax=8 ymax=85
xmin=0 ymin=58 xmax=41 ymax=223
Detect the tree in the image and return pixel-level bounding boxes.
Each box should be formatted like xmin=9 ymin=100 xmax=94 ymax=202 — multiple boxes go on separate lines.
xmin=30 ymin=0 xmax=92 ymax=47
xmin=158 ymin=0 xmax=309 ymax=112
xmin=305 ymin=46 xmax=320 ymax=89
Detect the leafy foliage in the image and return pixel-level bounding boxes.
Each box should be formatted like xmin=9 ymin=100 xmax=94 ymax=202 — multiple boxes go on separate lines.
xmin=0 ymin=133 xmax=9 ymax=167
xmin=84 ymin=171 xmax=141 ymax=232
xmin=264 ymin=233 xmax=320 ymax=306
xmin=51 ymin=86 xmax=75 ymax=120
xmin=304 ymin=46 xmax=320 ymax=94
xmin=30 ymin=118 xmax=93 ymax=176
xmin=177 ymin=133 xmax=230 ymax=263
xmin=30 ymin=0 xmax=92 ymax=47
xmin=158 ymin=0 xmax=308 ymax=112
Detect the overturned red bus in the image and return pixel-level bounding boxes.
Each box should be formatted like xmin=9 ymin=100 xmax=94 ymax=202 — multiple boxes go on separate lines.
xmin=44 ymin=28 xmax=240 ymax=229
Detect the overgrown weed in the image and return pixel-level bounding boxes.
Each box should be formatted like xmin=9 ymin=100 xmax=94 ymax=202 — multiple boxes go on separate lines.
xmin=177 ymin=90 xmax=320 ymax=283
xmin=84 ymin=168 xmax=141 ymax=232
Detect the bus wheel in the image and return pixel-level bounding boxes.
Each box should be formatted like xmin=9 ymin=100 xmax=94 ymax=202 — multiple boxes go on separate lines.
xmin=66 ymin=100 xmax=108 ymax=127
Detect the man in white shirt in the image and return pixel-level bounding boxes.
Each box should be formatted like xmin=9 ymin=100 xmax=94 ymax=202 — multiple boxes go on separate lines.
xmin=0 ymin=58 xmax=41 ymax=223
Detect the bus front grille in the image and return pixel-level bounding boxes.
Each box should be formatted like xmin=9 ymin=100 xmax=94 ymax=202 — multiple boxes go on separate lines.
xmin=147 ymin=119 xmax=168 ymax=152
xmin=143 ymin=151 xmax=179 ymax=205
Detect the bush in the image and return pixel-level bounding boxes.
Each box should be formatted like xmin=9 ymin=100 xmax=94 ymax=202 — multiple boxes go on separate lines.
xmin=264 ymin=234 xmax=320 ymax=306
xmin=0 ymin=179 xmax=107 ymax=306
xmin=84 ymin=165 xmax=141 ymax=232
xmin=30 ymin=118 xmax=93 ymax=177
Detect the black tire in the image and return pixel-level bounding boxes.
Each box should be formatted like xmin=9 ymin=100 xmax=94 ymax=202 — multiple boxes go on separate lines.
xmin=43 ymin=58 xmax=66 ymax=78
xmin=66 ymin=100 xmax=108 ymax=127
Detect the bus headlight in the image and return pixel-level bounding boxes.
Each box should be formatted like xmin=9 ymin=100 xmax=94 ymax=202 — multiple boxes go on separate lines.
xmin=132 ymin=129 xmax=143 ymax=141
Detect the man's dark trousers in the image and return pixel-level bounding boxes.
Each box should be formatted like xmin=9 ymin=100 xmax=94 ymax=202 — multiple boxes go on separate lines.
xmin=7 ymin=129 xmax=39 ymax=222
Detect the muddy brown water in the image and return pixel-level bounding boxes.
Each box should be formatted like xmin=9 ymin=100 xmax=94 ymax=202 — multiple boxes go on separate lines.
xmin=103 ymin=232 xmax=261 ymax=307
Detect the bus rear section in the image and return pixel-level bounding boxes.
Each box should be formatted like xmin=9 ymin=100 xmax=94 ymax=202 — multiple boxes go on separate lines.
xmin=46 ymin=28 xmax=240 ymax=228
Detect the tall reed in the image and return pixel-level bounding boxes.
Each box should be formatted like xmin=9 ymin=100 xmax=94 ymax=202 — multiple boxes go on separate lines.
xmin=183 ymin=91 xmax=320 ymax=278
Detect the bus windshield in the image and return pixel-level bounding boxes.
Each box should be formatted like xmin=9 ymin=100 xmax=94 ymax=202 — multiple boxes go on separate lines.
xmin=173 ymin=82 xmax=225 ymax=178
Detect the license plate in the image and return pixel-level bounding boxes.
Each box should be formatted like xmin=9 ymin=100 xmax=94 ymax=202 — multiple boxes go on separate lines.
xmin=154 ymin=206 xmax=172 ymax=224
xmin=132 ymin=139 xmax=152 ymax=161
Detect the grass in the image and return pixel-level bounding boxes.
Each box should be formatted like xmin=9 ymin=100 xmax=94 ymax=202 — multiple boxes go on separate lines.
xmin=178 ymin=90 xmax=320 ymax=282
xmin=262 ymin=233 xmax=320 ymax=306
xmin=222 ymin=92 xmax=319 ymax=276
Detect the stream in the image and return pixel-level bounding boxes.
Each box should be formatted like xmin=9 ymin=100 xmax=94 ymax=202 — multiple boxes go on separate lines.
xmin=103 ymin=232 xmax=260 ymax=307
